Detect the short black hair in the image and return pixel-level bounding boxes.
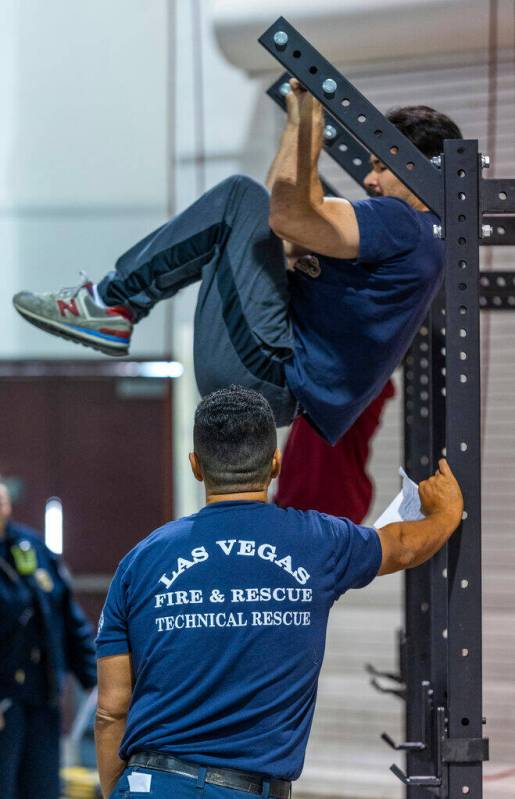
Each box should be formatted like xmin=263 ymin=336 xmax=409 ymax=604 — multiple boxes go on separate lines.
xmin=386 ymin=105 xmax=462 ymax=158
xmin=193 ymin=385 xmax=277 ymax=492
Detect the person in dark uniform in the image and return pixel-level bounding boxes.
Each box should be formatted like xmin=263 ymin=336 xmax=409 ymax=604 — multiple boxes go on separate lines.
xmin=95 ymin=386 xmax=464 ymax=799
xmin=13 ymin=93 xmax=462 ymax=445
xmin=0 ymin=479 xmax=97 ymax=799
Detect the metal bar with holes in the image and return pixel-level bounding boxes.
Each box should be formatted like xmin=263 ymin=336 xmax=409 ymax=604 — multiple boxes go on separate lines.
xmin=479 ymin=271 xmax=515 ymax=308
xmin=480 ymin=179 xmax=515 ymax=214
xmin=259 ymin=17 xmax=443 ymax=215
xmin=428 ymin=292 xmax=450 ymax=797
xmin=403 ymin=322 xmax=435 ymax=798
xmin=483 ymin=216 xmax=515 ymax=245
xmin=443 ymin=140 xmax=485 ymax=798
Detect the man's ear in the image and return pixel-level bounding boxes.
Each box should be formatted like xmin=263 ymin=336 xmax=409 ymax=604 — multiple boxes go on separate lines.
xmin=271 ymin=448 xmax=282 ymax=480
xmin=189 ymin=452 xmax=204 ymax=483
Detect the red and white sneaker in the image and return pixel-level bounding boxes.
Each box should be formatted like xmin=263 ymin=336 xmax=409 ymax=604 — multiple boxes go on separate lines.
xmin=13 ymin=275 xmax=133 ymax=357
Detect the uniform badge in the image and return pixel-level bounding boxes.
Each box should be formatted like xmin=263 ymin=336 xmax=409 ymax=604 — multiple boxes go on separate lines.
xmin=10 ymin=540 xmax=37 ymax=576
xmin=35 ymin=568 xmax=54 ymax=592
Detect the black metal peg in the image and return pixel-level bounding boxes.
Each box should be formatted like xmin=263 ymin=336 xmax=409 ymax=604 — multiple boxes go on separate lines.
xmin=364 ymin=662 xmax=403 ymax=684
xmin=369 ymin=677 xmax=406 ymax=701
xmin=381 ymin=732 xmax=425 ymax=751
xmin=389 ymin=763 xmax=441 ymax=787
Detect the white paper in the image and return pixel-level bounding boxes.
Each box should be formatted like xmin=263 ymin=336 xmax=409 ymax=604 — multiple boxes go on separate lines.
xmin=374 ymin=467 xmax=425 ymax=528
xmin=128 ymin=772 xmax=152 ymax=792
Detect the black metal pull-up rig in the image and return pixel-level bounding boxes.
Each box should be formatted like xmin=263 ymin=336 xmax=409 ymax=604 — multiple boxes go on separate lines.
xmin=259 ymin=17 xmax=515 ymax=798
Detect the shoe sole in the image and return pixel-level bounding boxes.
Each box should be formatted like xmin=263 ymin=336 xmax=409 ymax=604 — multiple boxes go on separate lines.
xmin=13 ymin=304 xmax=130 ymax=358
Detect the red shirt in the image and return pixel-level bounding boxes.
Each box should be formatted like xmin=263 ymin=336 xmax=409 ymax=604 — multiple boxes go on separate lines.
xmin=274 ymin=380 xmax=395 ymax=523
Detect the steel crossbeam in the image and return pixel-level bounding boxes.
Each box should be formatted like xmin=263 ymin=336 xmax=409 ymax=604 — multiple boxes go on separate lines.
xmin=481 ymin=179 xmax=515 ymax=213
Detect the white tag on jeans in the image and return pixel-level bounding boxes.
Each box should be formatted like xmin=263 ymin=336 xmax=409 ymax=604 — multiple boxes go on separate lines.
xmin=128 ymin=771 xmax=152 ymax=792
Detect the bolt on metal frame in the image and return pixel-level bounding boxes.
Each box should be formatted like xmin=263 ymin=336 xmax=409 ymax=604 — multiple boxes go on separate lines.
xmin=259 ymin=17 xmax=515 ymax=797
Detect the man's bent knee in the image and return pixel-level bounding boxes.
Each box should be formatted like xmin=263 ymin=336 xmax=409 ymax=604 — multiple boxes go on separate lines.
xmin=223 ymin=174 xmax=269 ymax=202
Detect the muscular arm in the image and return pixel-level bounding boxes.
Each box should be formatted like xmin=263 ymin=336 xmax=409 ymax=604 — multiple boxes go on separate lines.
xmin=95 ymin=654 xmax=133 ymax=799
xmin=268 ymin=83 xmax=360 ymax=260
xmin=265 ymin=121 xmax=297 ymax=192
xmin=377 ymin=459 xmax=464 ymax=575
xmin=378 ymin=512 xmax=459 ymax=574
xmin=266 ymin=117 xmax=312 ymax=264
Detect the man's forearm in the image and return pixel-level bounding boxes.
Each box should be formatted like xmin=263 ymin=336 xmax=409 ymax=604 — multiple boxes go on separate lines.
xmin=266 ymin=123 xmax=312 ymax=261
xmin=387 ymin=510 xmax=460 ymax=570
xmin=405 ymin=511 xmax=459 ymax=568
xmin=270 ymin=110 xmax=324 ymax=221
xmin=95 ymin=708 xmax=127 ymax=798
xmin=266 ymin=123 xmax=298 ymax=191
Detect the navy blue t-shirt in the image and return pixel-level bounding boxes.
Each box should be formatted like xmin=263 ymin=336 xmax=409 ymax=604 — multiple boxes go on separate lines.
xmin=284 ymin=196 xmax=443 ymax=444
xmin=96 ymin=501 xmax=382 ymax=780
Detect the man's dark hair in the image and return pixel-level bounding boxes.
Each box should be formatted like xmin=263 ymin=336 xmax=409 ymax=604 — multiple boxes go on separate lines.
xmin=193 ymin=385 xmax=277 ymax=492
xmin=386 ymin=106 xmax=462 ymax=158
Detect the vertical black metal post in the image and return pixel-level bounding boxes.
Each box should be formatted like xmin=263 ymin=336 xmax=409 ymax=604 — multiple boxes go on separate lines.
xmin=429 ymin=291 xmax=449 ymax=796
xmin=442 ymin=139 xmax=484 ymax=797
xmin=403 ymin=325 xmax=433 ymax=798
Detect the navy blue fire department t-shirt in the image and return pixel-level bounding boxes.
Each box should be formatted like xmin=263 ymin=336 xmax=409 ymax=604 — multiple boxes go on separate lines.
xmin=96 ymin=501 xmax=382 ymax=780
xmin=284 ymin=196 xmax=443 ymax=444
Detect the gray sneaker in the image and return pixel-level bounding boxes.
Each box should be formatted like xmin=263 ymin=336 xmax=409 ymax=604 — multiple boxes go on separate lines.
xmin=13 ymin=277 xmax=133 ymax=357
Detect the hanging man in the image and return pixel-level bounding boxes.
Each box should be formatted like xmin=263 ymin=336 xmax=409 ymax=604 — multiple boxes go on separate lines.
xmin=13 ymin=83 xmax=461 ymax=445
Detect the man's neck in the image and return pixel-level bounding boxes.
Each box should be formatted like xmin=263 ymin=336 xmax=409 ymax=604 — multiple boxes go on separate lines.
xmin=406 ymin=193 xmax=429 ymax=213
xmin=205 ymin=489 xmax=268 ymax=505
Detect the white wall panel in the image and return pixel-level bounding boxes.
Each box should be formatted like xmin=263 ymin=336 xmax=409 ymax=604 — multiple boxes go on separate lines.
xmin=0 ymin=0 xmax=170 ymax=358
xmin=5 ymin=0 xmax=168 ymax=208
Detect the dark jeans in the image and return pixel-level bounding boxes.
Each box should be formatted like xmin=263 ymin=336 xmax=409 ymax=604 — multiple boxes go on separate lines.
xmin=98 ymin=175 xmax=297 ymax=427
xmin=0 ymin=700 xmax=60 ymax=799
xmin=110 ymin=766 xmax=282 ymax=799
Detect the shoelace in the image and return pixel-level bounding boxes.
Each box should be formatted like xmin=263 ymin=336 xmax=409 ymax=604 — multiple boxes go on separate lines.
xmin=55 ymin=270 xmax=93 ymax=299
